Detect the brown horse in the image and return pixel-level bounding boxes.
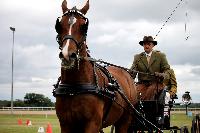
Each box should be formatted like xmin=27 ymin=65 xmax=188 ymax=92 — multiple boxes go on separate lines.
xmin=136 ymin=81 xmax=165 ymax=101
xmin=53 ymin=0 xmax=138 ymax=133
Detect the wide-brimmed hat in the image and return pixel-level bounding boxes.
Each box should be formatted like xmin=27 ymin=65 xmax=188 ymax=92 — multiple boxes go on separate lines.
xmin=139 ymin=36 xmax=157 ymax=46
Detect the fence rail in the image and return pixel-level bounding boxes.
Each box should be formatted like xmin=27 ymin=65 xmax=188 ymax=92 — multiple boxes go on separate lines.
xmin=0 ymin=107 xmax=55 ymax=111
xmin=0 ymin=107 xmax=200 ymax=111
xmin=172 ymin=108 xmax=200 ymax=111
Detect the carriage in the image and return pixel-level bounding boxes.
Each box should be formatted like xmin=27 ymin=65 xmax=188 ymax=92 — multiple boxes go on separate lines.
xmin=52 ymin=0 xmax=199 ymax=133
xmin=112 ymin=89 xmax=200 ymax=133
xmin=127 ymin=94 xmax=190 ymax=133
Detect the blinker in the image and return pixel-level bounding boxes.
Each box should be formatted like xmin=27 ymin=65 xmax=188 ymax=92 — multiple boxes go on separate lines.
xmin=55 ymin=17 xmax=62 ymax=34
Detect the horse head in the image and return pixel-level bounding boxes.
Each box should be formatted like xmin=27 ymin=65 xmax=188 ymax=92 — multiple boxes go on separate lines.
xmin=55 ymin=0 xmax=89 ymax=70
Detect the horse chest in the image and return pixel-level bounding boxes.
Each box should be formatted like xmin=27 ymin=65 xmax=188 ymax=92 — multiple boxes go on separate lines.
xmin=56 ymin=95 xmax=104 ymax=123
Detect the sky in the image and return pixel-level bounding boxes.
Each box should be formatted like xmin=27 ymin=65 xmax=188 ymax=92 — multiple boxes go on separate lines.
xmin=0 ymin=0 xmax=200 ymax=103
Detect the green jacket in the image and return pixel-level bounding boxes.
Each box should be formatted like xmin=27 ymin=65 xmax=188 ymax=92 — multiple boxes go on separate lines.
xmin=163 ymin=69 xmax=177 ymax=92
xmin=130 ymin=50 xmax=170 ymax=81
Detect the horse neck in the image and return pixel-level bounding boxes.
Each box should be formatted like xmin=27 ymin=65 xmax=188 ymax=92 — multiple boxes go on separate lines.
xmin=61 ymin=47 xmax=95 ymax=85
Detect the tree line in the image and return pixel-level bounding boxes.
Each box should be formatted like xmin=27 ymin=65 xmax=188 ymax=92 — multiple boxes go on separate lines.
xmin=174 ymin=103 xmax=200 ymax=108
xmin=0 ymin=93 xmax=54 ymax=107
xmin=1 ymin=93 xmax=199 ymax=108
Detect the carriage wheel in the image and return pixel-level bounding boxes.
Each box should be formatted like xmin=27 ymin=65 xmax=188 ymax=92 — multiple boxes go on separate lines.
xmin=110 ymin=125 xmax=114 ymax=133
xmin=191 ymin=118 xmax=196 ymax=133
xmin=191 ymin=114 xmax=200 ymax=133
xmin=99 ymin=129 xmax=104 ymax=133
xmin=180 ymin=126 xmax=189 ymax=133
xmin=196 ymin=114 xmax=200 ymax=133
xmin=170 ymin=126 xmax=179 ymax=133
xmin=170 ymin=130 xmax=178 ymax=133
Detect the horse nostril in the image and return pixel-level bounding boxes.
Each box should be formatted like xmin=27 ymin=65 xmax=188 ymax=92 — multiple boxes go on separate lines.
xmin=70 ymin=53 xmax=77 ymax=60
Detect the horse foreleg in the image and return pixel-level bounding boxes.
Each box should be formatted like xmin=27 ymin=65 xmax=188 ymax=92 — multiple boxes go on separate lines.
xmin=115 ymin=115 xmax=132 ymax=133
xmin=60 ymin=125 xmax=72 ymax=133
xmin=84 ymin=120 xmax=101 ymax=133
xmin=115 ymin=124 xmax=130 ymax=133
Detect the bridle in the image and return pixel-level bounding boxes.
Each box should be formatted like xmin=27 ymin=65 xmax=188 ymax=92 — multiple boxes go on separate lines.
xmin=56 ymin=7 xmax=89 ymax=49
xmin=55 ymin=7 xmax=89 ymax=69
xmin=56 ymin=34 xmax=87 ymax=51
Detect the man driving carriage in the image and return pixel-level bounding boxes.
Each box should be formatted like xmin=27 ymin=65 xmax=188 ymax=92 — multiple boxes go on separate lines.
xmin=130 ymin=36 xmax=177 ymax=100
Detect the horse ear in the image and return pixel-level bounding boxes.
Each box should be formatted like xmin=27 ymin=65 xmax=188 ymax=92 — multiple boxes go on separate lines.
xmin=62 ymin=0 xmax=68 ymax=14
xmin=80 ymin=0 xmax=89 ymax=15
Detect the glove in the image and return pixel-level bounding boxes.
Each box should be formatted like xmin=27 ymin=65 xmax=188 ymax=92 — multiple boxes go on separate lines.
xmin=169 ymin=87 xmax=177 ymax=98
xmin=154 ymin=72 xmax=166 ymax=79
xmin=129 ymin=70 xmax=136 ymax=78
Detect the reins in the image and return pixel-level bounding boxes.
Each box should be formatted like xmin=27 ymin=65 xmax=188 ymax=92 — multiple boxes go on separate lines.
xmin=78 ymin=56 xmax=163 ymax=132
xmin=115 ymin=84 xmax=163 ymax=133
xmin=80 ymin=56 xmax=156 ymax=77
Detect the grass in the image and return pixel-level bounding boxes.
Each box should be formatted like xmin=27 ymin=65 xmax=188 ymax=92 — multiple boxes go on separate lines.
xmin=170 ymin=113 xmax=193 ymax=128
xmin=0 ymin=112 xmax=194 ymax=133
xmin=0 ymin=114 xmax=60 ymax=133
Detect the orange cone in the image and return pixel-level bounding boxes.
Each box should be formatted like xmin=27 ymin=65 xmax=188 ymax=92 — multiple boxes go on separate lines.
xmin=26 ymin=119 xmax=32 ymax=126
xmin=46 ymin=123 xmax=52 ymax=133
xmin=26 ymin=120 xmax=30 ymax=125
xmin=18 ymin=119 xmax=22 ymax=125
